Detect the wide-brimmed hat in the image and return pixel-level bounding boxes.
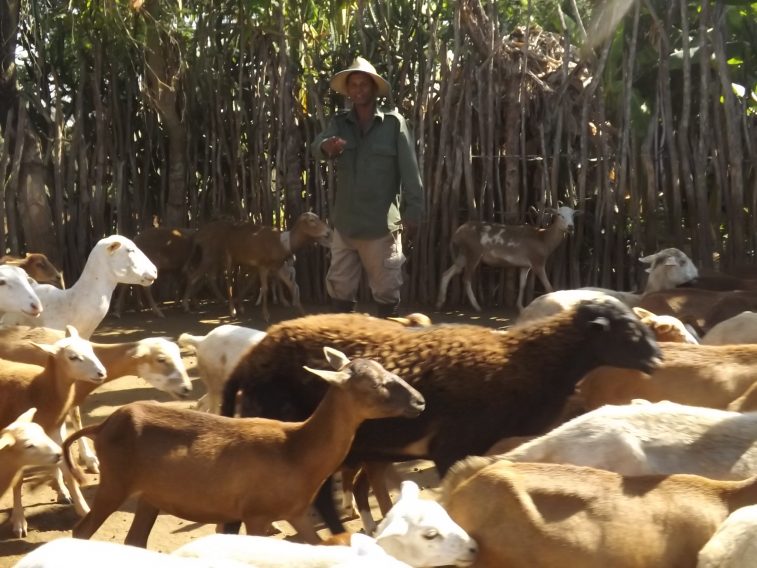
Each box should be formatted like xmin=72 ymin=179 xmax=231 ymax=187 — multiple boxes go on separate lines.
xmin=329 ymin=57 xmax=391 ymax=98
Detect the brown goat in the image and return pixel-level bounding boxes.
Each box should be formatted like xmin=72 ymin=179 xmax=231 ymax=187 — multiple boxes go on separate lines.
xmin=66 ymin=347 xmax=424 ymax=547
xmin=639 ymin=288 xmax=757 ymax=335
xmin=1 ymin=253 xmax=64 ymax=288
xmin=182 ymin=212 xmax=331 ymax=320
xmin=436 ymin=206 xmax=578 ymax=312
xmin=113 ymin=227 xmax=196 ymax=318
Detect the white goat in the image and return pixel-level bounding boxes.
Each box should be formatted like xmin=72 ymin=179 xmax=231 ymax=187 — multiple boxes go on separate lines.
xmin=702 ymin=311 xmax=757 ymax=345
xmin=639 ymin=247 xmax=699 ymax=292
xmin=178 ymin=324 xmax=266 ymax=413
xmin=436 ymin=206 xmax=578 ymax=312
xmin=372 ymin=480 xmax=477 ymax=567
xmin=2 ymin=234 xmax=157 ymax=338
xmin=502 ymin=400 xmax=757 ymax=479
xmin=12 ymin=538 xmax=249 ymax=568
xmin=0 ymin=325 xmax=106 ymax=537
xmin=0 ymin=408 xmax=62 ymax=501
xmin=173 ymin=533 xmax=412 ymax=568
xmin=697 ymin=505 xmax=757 ymax=568
xmin=66 ymin=347 xmax=425 ymax=547
xmin=0 ymin=264 xmax=43 ymax=317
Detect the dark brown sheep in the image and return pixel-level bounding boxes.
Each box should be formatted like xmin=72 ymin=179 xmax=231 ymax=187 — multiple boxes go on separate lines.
xmin=221 ymin=299 xmax=662 ymax=534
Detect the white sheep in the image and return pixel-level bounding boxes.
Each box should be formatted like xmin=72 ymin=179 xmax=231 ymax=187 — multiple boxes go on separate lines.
xmin=373 ymin=480 xmax=477 ymax=567
xmin=0 ymin=408 xmax=62 ymax=500
xmin=640 ymin=247 xmax=699 ymax=292
xmin=697 ymin=505 xmax=757 ymax=568
xmin=702 ymin=311 xmax=757 ymax=345
xmin=2 ymin=234 xmax=157 ymax=338
xmin=502 ymin=400 xmax=757 ymax=479
xmin=173 ymin=533 xmax=412 ymax=568
xmin=178 ymin=324 xmax=267 ymax=413
xmin=0 ymin=264 xmax=43 ymax=317
xmin=11 ymin=538 xmax=249 ymax=568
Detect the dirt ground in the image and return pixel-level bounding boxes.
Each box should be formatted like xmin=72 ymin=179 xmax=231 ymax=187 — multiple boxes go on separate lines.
xmin=0 ymin=298 xmax=515 ymax=567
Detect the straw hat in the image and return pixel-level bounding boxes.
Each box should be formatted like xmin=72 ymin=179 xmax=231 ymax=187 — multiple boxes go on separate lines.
xmin=329 ymin=57 xmax=391 ymax=98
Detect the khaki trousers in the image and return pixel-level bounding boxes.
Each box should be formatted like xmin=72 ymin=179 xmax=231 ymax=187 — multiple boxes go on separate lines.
xmin=326 ymin=229 xmax=404 ymax=305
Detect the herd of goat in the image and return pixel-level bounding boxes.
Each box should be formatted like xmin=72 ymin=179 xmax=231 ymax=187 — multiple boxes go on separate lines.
xmin=6 ymin=206 xmax=757 ymax=566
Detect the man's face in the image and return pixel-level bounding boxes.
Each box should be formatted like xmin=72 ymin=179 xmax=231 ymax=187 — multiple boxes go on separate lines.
xmin=346 ymin=72 xmax=378 ymax=106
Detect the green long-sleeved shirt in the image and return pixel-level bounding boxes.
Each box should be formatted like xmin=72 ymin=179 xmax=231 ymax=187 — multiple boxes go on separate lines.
xmin=312 ymin=106 xmax=424 ymax=239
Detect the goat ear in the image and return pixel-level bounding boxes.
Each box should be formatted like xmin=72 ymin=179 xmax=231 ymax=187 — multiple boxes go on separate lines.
xmin=375 ymin=514 xmax=411 ymax=540
xmin=302 ymin=366 xmax=351 ymax=386
xmin=15 ymin=408 xmax=37 ymax=424
xmin=322 ymin=346 xmax=351 ymax=371
xmin=400 ymin=480 xmax=421 ymax=500
xmin=31 ymin=342 xmax=58 ymax=356
xmin=656 ymin=323 xmax=674 ymax=334
xmin=65 ymin=325 xmax=80 ymax=339
xmin=632 ymin=307 xmax=654 ymax=320
xmin=587 ymin=317 xmax=610 ymax=332
xmin=639 ymin=253 xmax=657 ymax=264
xmin=0 ymin=431 xmax=15 ymax=451
xmin=107 ymin=241 xmax=122 ymax=254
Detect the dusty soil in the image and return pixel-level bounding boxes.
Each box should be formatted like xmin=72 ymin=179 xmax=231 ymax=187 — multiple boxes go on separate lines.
xmin=0 ymin=299 xmax=514 ymax=567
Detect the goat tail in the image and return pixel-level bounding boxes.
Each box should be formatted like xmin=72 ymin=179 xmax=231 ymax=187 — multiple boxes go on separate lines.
xmin=62 ymin=425 xmax=100 ymax=484
xmin=177 ymin=332 xmax=202 ymax=350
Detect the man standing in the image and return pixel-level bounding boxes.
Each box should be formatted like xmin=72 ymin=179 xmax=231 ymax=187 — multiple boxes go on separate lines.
xmin=312 ymin=57 xmax=424 ymax=318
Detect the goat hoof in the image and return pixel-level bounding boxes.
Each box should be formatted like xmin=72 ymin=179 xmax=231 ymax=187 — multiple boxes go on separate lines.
xmin=12 ymin=521 xmax=28 ymax=538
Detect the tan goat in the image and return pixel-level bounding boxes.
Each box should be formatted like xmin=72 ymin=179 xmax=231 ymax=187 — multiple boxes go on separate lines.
xmin=441 ymin=458 xmax=757 ymax=568
xmin=1 ymin=252 xmax=65 ymax=288
xmin=182 ymin=212 xmax=331 ymax=320
xmin=0 ymin=325 xmax=106 ymax=537
xmin=577 ymin=342 xmax=757 ymax=411
xmin=66 ymin=347 xmax=425 ymax=547
xmin=436 ymin=206 xmax=578 ymax=312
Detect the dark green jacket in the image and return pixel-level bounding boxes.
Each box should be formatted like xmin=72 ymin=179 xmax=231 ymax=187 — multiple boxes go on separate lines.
xmin=312 ymin=106 xmax=424 ymax=239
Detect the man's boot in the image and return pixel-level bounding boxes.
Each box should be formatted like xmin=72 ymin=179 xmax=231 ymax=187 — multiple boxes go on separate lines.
xmin=332 ymin=299 xmax=357 ymax=313
xmin=376 ymin=301 xmax=400 ymax=318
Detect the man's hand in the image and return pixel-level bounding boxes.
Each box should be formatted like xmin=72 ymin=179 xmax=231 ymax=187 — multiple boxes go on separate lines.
xmin=321 ymin=136 xmax=347 ymax=158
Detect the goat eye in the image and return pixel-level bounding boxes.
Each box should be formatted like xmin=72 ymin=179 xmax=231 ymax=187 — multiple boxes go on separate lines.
xmin=68 ymin=354 xmax=80 ymax=361
xmin=423 ymin=529 xmax=439 ymax=540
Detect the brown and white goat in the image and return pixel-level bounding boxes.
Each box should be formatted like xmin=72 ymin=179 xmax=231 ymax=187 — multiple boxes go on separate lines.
xmin=66 ymin=347 xmax=424 ymax=547
xmin=113 ymin=227 xmax=196 ymax=318
xmin=436 ymin=206 xmax=578 ymax=312
xmin=1 ymin=253 xmax=65 ymax=288
xmin=441 ymin=459 xmax=757 ymax=568
xmin=182 ymin=212 xmax=331 ymax=321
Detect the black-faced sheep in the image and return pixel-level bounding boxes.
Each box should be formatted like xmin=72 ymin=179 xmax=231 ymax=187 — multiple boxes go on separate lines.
xmin=221 ymin=300 xmax=662 ymax=534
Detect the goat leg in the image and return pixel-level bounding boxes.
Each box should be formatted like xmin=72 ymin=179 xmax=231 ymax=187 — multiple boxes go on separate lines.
xmin=314 ymin=475 xmax=346 ymax=535
xmin=124 ymin=498 xmax=160 ymax=548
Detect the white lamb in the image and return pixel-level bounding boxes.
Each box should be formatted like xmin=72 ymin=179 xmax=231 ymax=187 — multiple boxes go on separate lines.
xmin=12 ymin=538 xmax=248 ymax=568
xmin=373 ymin=480 xmax=477 ymax=567
xmin=178 ymin=324 xmax=266 ymax=413
xmin=0 ymin=264 xmax=43 ymax=317
xmin=502 ymin=400 xmax=757 ymax=479
xmin=697 ymin=505 xmax=757 ymax=568
xmin=2 ymin=234 xmax=157 ymax=338
xmin=172 ymin=533 xmax=411 ymax=568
